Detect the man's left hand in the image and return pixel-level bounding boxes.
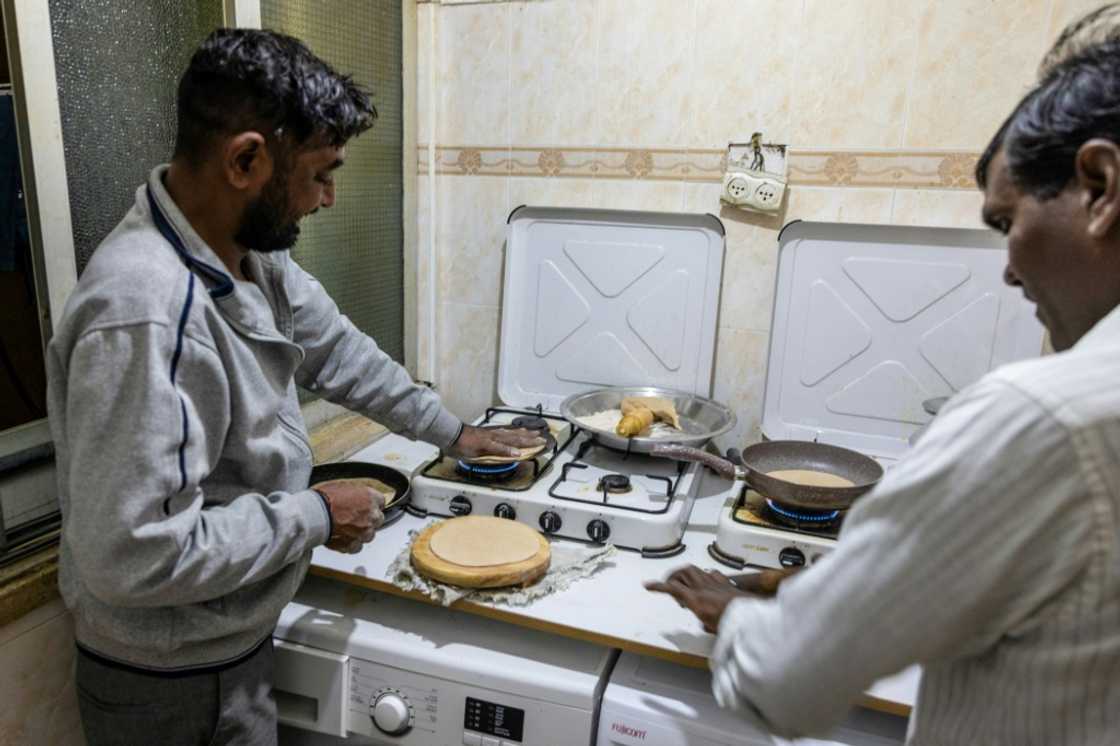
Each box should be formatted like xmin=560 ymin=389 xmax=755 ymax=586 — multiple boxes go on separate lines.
xmin=646 ymin=565 xmax=799 ymax=634
xmin=447 ymin=424 xmax=547 ymax=460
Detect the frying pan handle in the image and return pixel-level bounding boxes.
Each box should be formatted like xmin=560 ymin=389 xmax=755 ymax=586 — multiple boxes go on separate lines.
xmin=651 ymin=444 xmax=742 ymax=481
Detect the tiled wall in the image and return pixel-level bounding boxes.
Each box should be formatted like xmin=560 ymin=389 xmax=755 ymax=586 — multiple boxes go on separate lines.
xmin=418 ymin=0 xmax=1096 ymax=448
xmin=0 ymin=600 xmax=85 ymax=745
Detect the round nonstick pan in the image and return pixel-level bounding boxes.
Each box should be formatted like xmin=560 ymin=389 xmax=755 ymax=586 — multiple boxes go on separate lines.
xmin=651 ymin=440 xmax=882 ymax=511
xmin=309 ymin=461 xmax=412 ymax=527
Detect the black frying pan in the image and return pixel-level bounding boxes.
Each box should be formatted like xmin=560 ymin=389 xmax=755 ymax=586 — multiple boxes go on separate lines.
xmin=309 ymin=462 xmax=412 ymax=527
xmin=651 ymin=440 xmax=882 ymax=510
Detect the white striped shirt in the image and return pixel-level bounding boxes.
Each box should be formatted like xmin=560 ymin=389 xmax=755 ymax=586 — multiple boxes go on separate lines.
xmin=712 ymin=306 xmax=1120 ymax=745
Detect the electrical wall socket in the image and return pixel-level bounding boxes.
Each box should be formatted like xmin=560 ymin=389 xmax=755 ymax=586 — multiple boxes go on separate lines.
xmin=721 ymin=170 xmax=786 ymax=214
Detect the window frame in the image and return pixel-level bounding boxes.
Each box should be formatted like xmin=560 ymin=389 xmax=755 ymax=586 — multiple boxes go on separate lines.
xmin=228 ymin=0 xmax=420 ymax=378
xmin=0 ymin=0 xmax=77 ymax=470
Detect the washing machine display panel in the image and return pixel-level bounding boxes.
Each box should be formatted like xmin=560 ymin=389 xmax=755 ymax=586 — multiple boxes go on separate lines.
xmin=465 ymin=696 xmax=524 ymax=742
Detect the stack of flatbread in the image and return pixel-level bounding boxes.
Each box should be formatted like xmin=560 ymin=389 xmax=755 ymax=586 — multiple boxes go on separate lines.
xmin=411 ymin=516 xmax=551 ymax=588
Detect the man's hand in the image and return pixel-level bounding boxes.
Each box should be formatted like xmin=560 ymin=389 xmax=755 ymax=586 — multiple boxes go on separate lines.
xmin=645 ymin=565 xmax=800 ymax=634
xmin=315 ymin=482 xmax=385 ymax=554
xmin=447 ymin=425 xmax=547 ymax=460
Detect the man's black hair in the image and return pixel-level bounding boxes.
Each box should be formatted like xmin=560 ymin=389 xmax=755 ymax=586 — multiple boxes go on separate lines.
xmin=976 ymin=39 xmax=1120 ymax=199
xmin=174 ymin=28 xmax=376 ymax=165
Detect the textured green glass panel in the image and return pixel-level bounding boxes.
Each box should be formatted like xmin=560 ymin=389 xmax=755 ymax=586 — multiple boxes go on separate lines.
xmin=49 ymin=0 xmax=224 ymax=272
xmin=261 ymin=0 xmax=405 ymax=364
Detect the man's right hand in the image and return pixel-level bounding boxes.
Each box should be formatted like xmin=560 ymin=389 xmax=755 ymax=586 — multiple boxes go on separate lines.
xmin=315 ymin=482 xmax=385 ymax=554
xmin=645 ymin=565 xmax=802 ymax=634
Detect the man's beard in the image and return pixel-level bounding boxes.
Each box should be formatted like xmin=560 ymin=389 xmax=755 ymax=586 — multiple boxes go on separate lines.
xmin=234 ymin=169 xmax=301 ymax=253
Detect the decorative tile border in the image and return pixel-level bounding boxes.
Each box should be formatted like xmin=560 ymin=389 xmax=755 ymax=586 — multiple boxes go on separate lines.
xmin=418 ymin=145 xmax=981 ymax=190
xmin=789 ymin=150 xmax=979 ymax=189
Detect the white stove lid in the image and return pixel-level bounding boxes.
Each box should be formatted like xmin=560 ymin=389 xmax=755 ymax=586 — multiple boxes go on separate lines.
xmin=500 ymin=206 xmax=725 ymax=411
xmin=764 ymin=221 xmax=1044 ymax=458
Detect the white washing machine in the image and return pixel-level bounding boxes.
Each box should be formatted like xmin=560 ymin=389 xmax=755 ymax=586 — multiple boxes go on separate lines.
xmin=274 ymin=576 xmax=617 ymax=746
xmin=598 ymin=652 xmax=908 ymax=746
xmin=274 ymin=580 xmax=908 ymax=746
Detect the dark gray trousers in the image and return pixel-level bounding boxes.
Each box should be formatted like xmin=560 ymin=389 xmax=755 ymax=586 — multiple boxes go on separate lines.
xmin=76 ymin=640 xmax=277 ymax=746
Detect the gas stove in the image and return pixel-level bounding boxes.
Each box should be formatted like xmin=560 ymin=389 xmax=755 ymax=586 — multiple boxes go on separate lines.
xmin=711 ymin=221 xmax=1048 ymax=570
xmin=408 ymin=406 xmax=702 ymax=557
xmin=709 ymin=486 xmax=844 ymax=570
xmin=398 ymin=208 xmax=727 ymax=556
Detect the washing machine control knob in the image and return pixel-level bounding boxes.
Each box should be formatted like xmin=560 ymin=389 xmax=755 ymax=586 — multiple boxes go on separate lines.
xmin=370 ymin=690 xmax=412 ymax=735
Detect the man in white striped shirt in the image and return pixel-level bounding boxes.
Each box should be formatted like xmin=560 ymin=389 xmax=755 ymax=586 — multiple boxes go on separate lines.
xmin=648 ymin=32 xmax=1120 ymax=746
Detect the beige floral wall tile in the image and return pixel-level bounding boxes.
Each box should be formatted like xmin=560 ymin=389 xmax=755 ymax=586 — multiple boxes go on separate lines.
xmin=508 ymin=147 xmax=599 ymax=178
xmin=689 ymin=0 xmax=800 ymax=148
xmin=438 ymin=302 xmax=501 ymax=420
xmin=681 ymin=149 xmax=727 ymax=183
xmin=509 ymin=177 xmax=598 ymax=210
xmin=785 ymin=186 xmax=895 ymax=224
xmin=905 ymin=1 xmax=1048 ymax=149
xmin=417 ymin=0 xmax=1059 ymax=434
xmin=426 ymin=146 xmax=986 ymax=191
xmin=521 ymin=147 xmax=723 ymax=181
xmin=792 ymin=0 xmax=922 ymax=148
xmin=436 ymin=175 xmax=510 ymax=307
xmin=0 ymin=604 xmax=84 ymax=746
xmin=686 ymin=181 xmax=782 ymax=332
xmin=789 ymin=150 xmax=980 ymax=189
xmin=596 ymin=148 xmax=705 ymax=181
xmin=510 ymin=0 xmax=598 ymax=146
xmin=682 ymin=181 xmax=723 ymax=214
xmin=434 ymin=146 xmax=512 ymax=176
xmin=596 ymin=0 xmax=697 ymax=147
xmin=711 ymin=328 xmax=770 ymax=451
xmin=714 ymin=217 xmax=781 ymax=334
xmin=593 ymin=179 xmax=685 ymax=212
xmin=891 ymin=189 xmax=986 ymax=230
xmin=438 ymin=2 xmax=511 ymax=146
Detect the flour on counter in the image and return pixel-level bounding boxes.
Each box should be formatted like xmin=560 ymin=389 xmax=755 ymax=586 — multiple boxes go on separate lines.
xmin=576 ymin=409 xmax=680 ymax=438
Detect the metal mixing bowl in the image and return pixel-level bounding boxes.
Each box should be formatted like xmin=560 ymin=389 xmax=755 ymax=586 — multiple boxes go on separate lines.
xmin=559 ymin=386 xmax=736 ymax=454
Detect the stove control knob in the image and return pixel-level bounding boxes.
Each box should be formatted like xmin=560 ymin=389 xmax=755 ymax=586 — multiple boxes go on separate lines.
xmin=586 ymin=519 xmax=610 ymax=544
xmin=539 ymin=511 xmax=562 ymax=534
xmin=449 ymin=495 xmax=472 ymax=516
xmin=370 ymin=690 xmax=412 ymax=735
xmin=494 ymin=503 xmax=516 ymax=520
xmin=779 ymin=547 xmax=806 ymax=568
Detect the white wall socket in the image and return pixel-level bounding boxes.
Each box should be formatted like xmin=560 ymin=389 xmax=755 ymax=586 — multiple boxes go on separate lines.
xmin=721 ymin=170 xmax=786 ymax=214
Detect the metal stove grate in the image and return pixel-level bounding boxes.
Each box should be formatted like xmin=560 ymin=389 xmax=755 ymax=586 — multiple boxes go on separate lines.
xmin=547 ymin=437 xmax=685 ymax=515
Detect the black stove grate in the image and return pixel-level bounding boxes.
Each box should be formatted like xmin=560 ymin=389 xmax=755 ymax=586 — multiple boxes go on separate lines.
xmin=417 ymin=406 xmax=576 ymax=491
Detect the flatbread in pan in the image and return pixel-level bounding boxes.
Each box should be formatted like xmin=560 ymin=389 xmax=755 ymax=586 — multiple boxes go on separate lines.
xmin=461 ymin=443 xmax=547 ymax=466
xmin=312 ymin=477 xmax=399 ymax=508
xmin=765 ymin=469 xmax=854 ymax=489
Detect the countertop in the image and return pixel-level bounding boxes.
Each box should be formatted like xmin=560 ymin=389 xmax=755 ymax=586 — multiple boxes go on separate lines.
xmin=309 ymin=440 xmax=920 ymax=717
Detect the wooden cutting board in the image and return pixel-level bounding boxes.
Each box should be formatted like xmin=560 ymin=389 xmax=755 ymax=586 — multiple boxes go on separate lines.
xmin=410 ymin=518 xmax=551 ymax=589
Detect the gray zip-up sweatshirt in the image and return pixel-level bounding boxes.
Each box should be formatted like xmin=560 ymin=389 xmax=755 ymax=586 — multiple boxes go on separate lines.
xmin=46 ymin=165 xmax=461 ymax=670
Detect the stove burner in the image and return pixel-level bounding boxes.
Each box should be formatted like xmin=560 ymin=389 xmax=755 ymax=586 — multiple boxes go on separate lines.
xmin=510 ymin=415 xmax=550 ymax=433
xmin=456 ymin=460 xmax=519 ymax=481
xmin=765 ymin=499 xmax=840 ymax=526
xmin=597 ymin=474 xmax=632 ymax=494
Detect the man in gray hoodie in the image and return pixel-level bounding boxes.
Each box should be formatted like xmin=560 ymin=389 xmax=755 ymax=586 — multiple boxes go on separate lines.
xmin=46 ymin=28 xmax=539 ymax=746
